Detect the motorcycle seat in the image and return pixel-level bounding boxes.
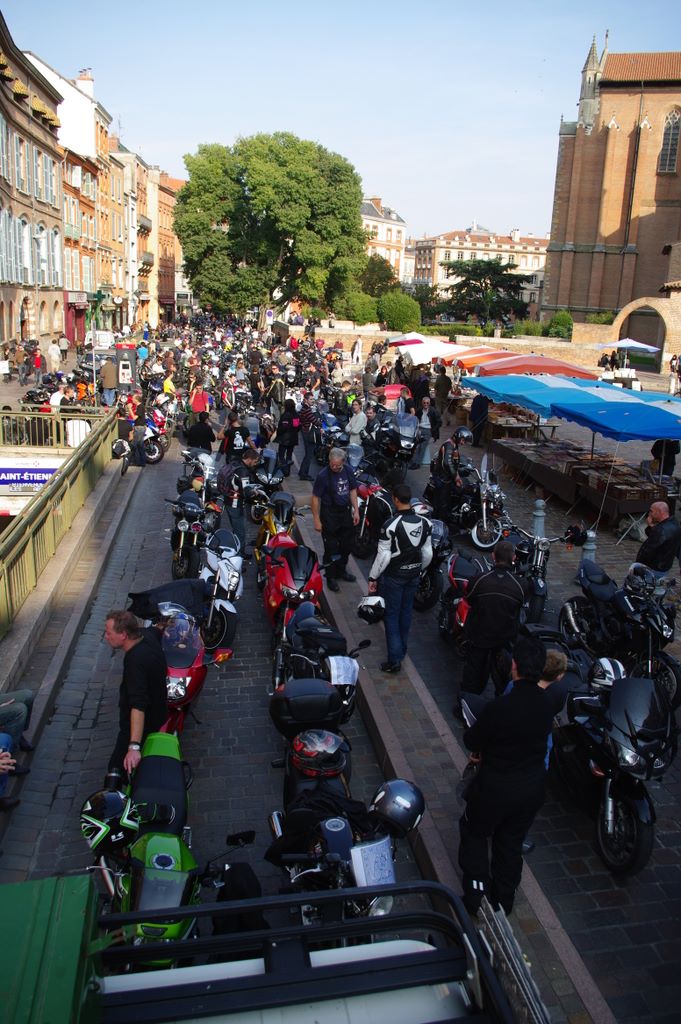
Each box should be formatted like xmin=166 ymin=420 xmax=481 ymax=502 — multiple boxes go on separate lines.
xmin=579 ymin=559 xmax=618 ymax=602
xmin=132 ymin=756 xmax=188 ymax=836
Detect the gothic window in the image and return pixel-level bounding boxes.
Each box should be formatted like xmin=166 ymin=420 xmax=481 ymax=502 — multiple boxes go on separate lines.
xmin=658 ymin=110 xmax=680 ymax=174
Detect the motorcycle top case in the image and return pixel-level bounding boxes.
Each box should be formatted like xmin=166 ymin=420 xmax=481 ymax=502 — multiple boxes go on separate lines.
xmin=269 ymin=677 xmax=345 ymax=740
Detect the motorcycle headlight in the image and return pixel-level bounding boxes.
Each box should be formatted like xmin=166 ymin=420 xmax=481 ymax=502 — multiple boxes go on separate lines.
xmin=368 ymin=895 xmax=394 ymax=917
xmin=177 ymin=520 xmax=190 ymax=532
xmin=662 ymin=623 xmax=673 ymax=639
xmin=281 ymin=585 xmax=300 ymax=599
xmin=617 ymin=746 xmax=643 ymax=769
xmin=300 ymin=589 xmax=315 ymax=600
xmin=167 ymin=678 xmax=188 ymax=699
xmin=190 ymin=521 xmax=203 ymax=534
xmin=537 ymin=539 xmax=551 ymax=552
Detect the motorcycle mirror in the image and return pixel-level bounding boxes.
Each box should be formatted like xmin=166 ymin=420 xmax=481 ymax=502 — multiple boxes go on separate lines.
xmin=226 ymin=829 xmax=256 ymax=847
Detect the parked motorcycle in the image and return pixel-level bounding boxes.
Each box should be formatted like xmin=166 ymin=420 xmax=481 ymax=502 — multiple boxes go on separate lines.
xmin=129 ymin=575 xmax=238 ymax=658
xmin=505 ymin=524 xmax=586 ymax=624
xmin=252 ymin=491 xmax=301 ymax=585
xmin=413 ymin=516 xmax=451 ymax=612
xmin=198 ymin=527 xmax=244 ymax=650
xmin=167 ymin=490 xmax=223 ymax=579
xmin=558 ymin=560 xmax=681 ymax=707
xmin=437 ymin=548 xmax=491 ymax=652
xmin=469 ymin=456 xmax=510 ymax=550
xmin=250 ymin=447 xmax=284 ymax=522
xmin=80 ymin=732 xmax=198 ymax=964
xmin=552 ymin=661 xmax=677 ymax=875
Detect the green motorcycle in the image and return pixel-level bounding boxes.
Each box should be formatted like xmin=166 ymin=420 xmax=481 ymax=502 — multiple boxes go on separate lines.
xmin=80 ymin=731 xmax=199 ymax=962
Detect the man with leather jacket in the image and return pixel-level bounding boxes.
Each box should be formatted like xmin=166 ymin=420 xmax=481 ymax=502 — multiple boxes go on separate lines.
xmin=458 ymin=636 xmax=553 ymax=916
xmin=458 ymin=540 xmax=527 ymax=707
xmin=636 ymin=501 xmax=681 ymax=576
xmin=430 ymin=426 xmax=471 ymax=520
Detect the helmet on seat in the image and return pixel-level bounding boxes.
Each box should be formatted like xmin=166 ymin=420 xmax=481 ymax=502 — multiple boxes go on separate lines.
xmin=290 ymin=730 xmax=346 ymax=778
xmin=80 ymin=790 xmax=139 ymax=855
xmin=454 ymin=427 xmax=473 ymax=446
xmin=624 ymin=563 xmax=657 ymax=595
xmin=369 ymin=778 xmax=425 ymax=838
xmin=589 ymin=657 xmax=626 ymax=691
xmin=357 ymin=595 xmax=385 ymax=625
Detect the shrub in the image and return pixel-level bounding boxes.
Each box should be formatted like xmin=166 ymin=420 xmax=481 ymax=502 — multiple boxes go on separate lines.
xmin=546 ymin=310 xmax=573 ymax=339
xmin=377 ymin=290 xmax=421 ymax=331
xmin=512 ymin=319 xmax=542 ymax=337
xmin=336 ymin=291 xmax=377 ymax=325
xmin=586 ymin=311 xmax=615 ymax=325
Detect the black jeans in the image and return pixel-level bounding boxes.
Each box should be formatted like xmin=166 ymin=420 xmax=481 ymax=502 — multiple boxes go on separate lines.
xmin=320 ymin=505 xmax=353 ymax=577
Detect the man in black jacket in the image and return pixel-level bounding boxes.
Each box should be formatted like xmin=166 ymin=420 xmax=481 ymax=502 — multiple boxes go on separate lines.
xmin=459 ymin=540 xmax=526 ymax=703
xmin=458 ymin=636 xmax=552 ymax=915
xmin=636 ymin=501 xmax=681 ymax=576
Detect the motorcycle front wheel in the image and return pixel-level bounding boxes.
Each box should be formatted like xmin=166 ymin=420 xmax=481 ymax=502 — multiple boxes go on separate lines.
xmin=629 ymin=652 xmax=681 ymax=708
xmin=471 ymin=517 xmax=502 ymax=549
xmin=202 ymin=607 xmax=237 ymax=651
xmin=144 ymin=438 xmax=164 ymax=464
xmin=414 ymin=568 xmax=442 ymax=612
xmin=172 ymin=546 xmax=200 ymax=580
xmin=596 ymin=795 xmax=654 ymax=876
xmin=120 ymin=454 xmax=129 ymax=477
xmin=351 ymin=525 xmax=375 ymax=561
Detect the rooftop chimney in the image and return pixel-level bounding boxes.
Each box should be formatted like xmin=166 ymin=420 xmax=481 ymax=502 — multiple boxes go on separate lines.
xmin=510 ymin=228 xmax=520 ymax=242
xmin=76 ymin=68 xmax=94 ymax=98
xmin=370 ymin=196 xmax=382 ymax=215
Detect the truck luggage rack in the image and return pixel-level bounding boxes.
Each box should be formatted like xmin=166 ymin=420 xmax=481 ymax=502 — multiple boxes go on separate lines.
xmin=95 ymin=880 xmax=515 ymax=1023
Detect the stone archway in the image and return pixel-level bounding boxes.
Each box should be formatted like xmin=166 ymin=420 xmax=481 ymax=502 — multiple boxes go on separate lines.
xmin=611 ymin=294 xmax=681 ymax=359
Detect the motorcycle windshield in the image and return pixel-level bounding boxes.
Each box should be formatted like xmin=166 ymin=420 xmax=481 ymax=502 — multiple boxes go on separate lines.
xmin=395 ymin=412 xmax=418 ymax=439
xmin=281 ymin=545 xmax=318 ymax=588
xmin=607 ymin=677 xmax=669 ymax=747
xmin=345 ymin=444 xmax=363 ymax=469
xmin=129 ymin=863 xmax=194 ymax=912
xmin=162 ymin=619 xmax=203 ymax=668
xmin=272 ymin=493 xmax=296 ymax=528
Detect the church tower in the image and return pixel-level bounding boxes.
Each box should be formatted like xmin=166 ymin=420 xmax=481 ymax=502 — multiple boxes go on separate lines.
xmin=577 ymin=33 xmax=608 ymax=130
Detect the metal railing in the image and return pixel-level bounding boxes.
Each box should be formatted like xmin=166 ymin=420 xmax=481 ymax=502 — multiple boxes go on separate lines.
xmin=0 ymin=407 xmax=117 ymax=640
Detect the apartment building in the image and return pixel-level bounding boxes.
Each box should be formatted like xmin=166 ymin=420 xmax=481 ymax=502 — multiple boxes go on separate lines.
xmin=62 ymin=148 xmax=98 ymax=343
xmin=0 ymin=13 xmax=64 ymax=348
xmin=361 ymin=197 xmax=407 ymax=280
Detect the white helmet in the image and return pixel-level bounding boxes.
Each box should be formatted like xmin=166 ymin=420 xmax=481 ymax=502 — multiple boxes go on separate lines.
xmin=357 ymin=596 xmax=385 ymax=625
xmin=589 ymin=657 xmax=626 ymax=691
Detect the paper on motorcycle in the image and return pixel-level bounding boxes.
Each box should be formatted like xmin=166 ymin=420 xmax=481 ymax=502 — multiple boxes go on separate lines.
xmin=350 ymin=835 xmax=395 ymax=887
xmin=326 ymin=656 xmax=359 ymax=687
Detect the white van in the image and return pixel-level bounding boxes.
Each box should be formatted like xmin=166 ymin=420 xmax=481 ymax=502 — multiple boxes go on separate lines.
xmin=84 ymin=330 xmax=115 ymax=349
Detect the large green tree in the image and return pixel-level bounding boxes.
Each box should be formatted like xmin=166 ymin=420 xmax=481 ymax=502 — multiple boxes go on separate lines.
xmin=174 ymin=133 xmax=367 ymax=318
xmin=377 ymin=290 xmax=421 ymax=331
xmin=441 ymin=257 xmax=530 ymax=323
xmin=359 ymin=254 xmax=398 ymax=296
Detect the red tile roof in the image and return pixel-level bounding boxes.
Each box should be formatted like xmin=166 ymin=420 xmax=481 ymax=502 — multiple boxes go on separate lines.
xmin=602 ymin=52 xmax=681 ymax=83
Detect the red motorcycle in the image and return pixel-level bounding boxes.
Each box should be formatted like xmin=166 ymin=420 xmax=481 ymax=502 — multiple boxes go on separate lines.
xmin=262 ymin=536 xmax=324 ymax=640
xmin=351 ymin=476 xmax=393 ymax=560
xmin=437 ymin=549 xmax=491 ymax=655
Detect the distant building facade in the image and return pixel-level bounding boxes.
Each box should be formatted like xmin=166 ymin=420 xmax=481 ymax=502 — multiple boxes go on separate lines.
xmin=413 ymin=222 xmax=549 ymax=317
xmin=361 ymin=197 xmax=407 ymax=280
xmin=0 ymin=14 xmax=64 ymax=349
xmin=542 ymin=38 xmax=681 ymax=347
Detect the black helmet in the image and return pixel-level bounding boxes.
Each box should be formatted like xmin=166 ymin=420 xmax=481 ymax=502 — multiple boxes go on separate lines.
xmin=80 ymin=790 xmax=139 ymax=855
xmin=624 ymin=563 xmax=656 ymax=595
xmin=290 ymin=730 xmax=346 ymax=778
xmin=111 ymin=439 xmax=130 ymax=459
xmin=589 ymin=657 xmax=626 ymax=691
xmin=357 ymin=596 xmax=385 ymax=625
xmin=454 ymin=427 xmax=473 ymax=445
xmin=369 ymin=778 xmax=425 ymax=838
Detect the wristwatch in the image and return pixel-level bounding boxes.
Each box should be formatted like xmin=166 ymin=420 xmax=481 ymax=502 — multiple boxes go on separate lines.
xmin=128 ymin=742 xmax=141 ymax=751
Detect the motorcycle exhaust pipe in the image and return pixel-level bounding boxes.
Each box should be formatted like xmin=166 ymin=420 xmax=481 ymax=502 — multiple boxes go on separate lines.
xmin=602 ymin=779 xmax=615 ymax=835
xmin=563 ymin=602 xmax=580 ymax=635
xmin=269 ymin=811 xmax=285 ymax=840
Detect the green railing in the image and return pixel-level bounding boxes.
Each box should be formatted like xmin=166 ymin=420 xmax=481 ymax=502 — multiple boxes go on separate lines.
xmin=0 ymin=408 xmax=117 ymax=639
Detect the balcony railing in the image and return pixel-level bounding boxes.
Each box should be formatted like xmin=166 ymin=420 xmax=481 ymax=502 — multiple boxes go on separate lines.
xmin=137 ymin=214 xmax=152 ymax=233
xmin=64 ymin=223 xmax=80 ymax=240
xmin=140 ymin=251 xmax=154 ymax=268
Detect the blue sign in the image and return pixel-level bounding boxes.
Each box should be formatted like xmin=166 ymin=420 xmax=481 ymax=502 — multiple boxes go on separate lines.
xmin=0 ymin=468 xmax=57 ymax=484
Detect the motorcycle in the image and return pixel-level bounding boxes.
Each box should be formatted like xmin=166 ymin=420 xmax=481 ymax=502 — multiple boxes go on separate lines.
xmin=80 ymin=732 xmax=198 ymax=964
xmin=198 ymin=527 xmax=244 ymax=650
xmin=269 ymin=598 xmax=369 ymax=696
xmin=142 ymin=422 xmax=165 ymax=464
xmin=552 ymin=661 xmax=677 ymax=876
xmin=313 ymin=411 xmax=348 ymax=466
xmin=558 ymin=560 xmax=681 ymax=707
xmin=176 ymin=449 xmax=220 ymax=504
xmin=413 ymin=516 xmax=451 ymax=612
xmin=437 ymin=548 xmax=491 ymax=653
xmin=250 ymin=447 xmax=284 ymax=523
xmin=252 ymin=491 xmax=301 ymax=585
xmin=167 ymin=490 xmax=222 ymax=579
xmin=351 ymin=472 xmax=392 ymax=560
xmin=506 ymin=524 xmax=586 ymax=624
xmin=469 ymin=455 xmax=511 ymax=550
xmin=129 ymin=575 xmax=238 ymax=658
xmin=378 ymin=411 xmax=419 ymax=483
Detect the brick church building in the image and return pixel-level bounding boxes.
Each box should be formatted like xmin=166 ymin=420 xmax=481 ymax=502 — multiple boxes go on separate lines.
xmin=542 ymin=37 xmax=681 ymax=354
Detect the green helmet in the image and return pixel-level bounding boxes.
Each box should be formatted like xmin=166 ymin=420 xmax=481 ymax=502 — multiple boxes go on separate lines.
xmin=80 ymin=790 xmax=139 ymax=855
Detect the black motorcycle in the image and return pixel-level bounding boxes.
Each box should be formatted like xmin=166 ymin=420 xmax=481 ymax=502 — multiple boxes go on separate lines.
xmin=552 ymin=662 xmax=676 ymax=876
xmin=506 ymin=524 xmax=586 ymax=624
xmin=250 ymin=447 xmax=284 ymax=522
xmin=167 ymin=490 xmax=221 ymax=579
xmin=558 ymin=560 xmax=681 ymax=707
xmin=414 ymin=517 xmax=451 ymax=612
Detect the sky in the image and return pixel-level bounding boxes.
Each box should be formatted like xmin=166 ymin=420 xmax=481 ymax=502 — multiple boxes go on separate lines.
xmin=4 ymin=0 xmax=676 ymax=238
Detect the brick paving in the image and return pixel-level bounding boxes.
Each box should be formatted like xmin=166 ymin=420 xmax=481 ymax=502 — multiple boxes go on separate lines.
xmin=0 ymin=438 xmax=408 ymax=895
xmin=318 ymin=412 xmax=681 ymax=1024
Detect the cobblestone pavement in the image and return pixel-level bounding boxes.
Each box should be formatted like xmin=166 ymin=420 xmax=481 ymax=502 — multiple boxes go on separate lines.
xmin=0 ymin=440 xmax=404 ymax=895
xmin=346 ymin=423 xmax=681 ymax=1024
